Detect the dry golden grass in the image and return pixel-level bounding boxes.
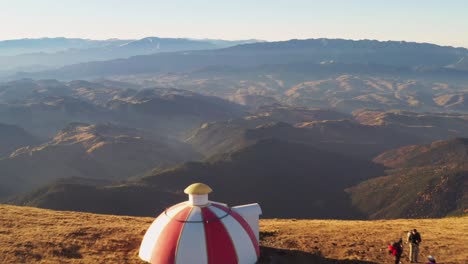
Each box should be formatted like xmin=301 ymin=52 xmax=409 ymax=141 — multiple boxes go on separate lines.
xmin=1 ymin=204 xmax=466 ymax=263
xmin=260 ymin=218 xmax=468 ymax=264
xmin=0 ymin=204 xmax=151 ymax=264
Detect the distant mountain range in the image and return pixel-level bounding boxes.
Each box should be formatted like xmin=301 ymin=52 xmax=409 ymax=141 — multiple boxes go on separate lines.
xmin=8 ymin=39 xmax=468 ymax=117
xmin=12 ymin=38 xmax=468 ymax=80
xmin=0 ymin=79 xmax=246 ymax=138
xmin=0 ymin=37 xmax=259 ymax=72
xmin=0 ymin=37 xmax=129 ymax=56
xmin=3 ymin=39 xmax=468 ymax=116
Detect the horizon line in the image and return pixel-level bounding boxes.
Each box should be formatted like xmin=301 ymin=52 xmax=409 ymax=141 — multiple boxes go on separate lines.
xmin=0 ymin=36 xmax=467 ymax=50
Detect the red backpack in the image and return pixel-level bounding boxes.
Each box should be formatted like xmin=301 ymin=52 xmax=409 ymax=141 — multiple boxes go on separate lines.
xmin=388 ymin=244 xmax=397 ymax=256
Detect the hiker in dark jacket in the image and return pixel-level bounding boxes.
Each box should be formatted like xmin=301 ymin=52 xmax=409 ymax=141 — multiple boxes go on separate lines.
xmin=408 ymin=229 xmax=422 ymax=262
xmin=389 ymin=238 xmax=403 ymax=264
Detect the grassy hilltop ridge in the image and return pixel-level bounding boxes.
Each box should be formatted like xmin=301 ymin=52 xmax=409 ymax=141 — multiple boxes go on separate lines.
xmin=0 ymin=205 xmax=466 ymax=264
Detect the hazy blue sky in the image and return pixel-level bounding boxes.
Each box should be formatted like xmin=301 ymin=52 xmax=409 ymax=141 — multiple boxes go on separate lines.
xmin=1 ymin=0 xmax=467 ymax=47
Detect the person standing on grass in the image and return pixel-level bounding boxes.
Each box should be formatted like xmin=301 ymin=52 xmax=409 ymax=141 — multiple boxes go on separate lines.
xmin=408 ymin=229 xmax=422 ymax=262
xmin=389 ymin=238 xmax=403 ymax=264
xmin=406 ymin=230 xmax=412 ymax=261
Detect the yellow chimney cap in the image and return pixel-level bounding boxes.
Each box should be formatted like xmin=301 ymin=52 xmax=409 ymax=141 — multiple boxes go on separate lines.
xmin=184 ymin=183 xmax=213 ymax=195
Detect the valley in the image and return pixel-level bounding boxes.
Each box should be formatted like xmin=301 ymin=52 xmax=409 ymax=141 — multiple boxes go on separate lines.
xmin=0 ymin=38 xmax=466 ymax=250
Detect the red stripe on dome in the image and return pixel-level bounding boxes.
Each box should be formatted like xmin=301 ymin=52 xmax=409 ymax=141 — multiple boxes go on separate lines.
xmin=150 ymin=206 xmax=192 ymax=264
xmin=202 ymin=207 xmax=238 ymax=264
xmin=212 ymin=204 xmax=260 ymax=257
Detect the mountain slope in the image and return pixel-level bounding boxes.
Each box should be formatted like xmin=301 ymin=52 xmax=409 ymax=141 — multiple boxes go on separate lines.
xmin=348 ymin=138 xmax=468 ymax=219
xmin=115 ymin=69 xmax=468 ymax=114
xmin=7 ymin=179 xmax=184 ymax=216
xmin=186 ymin=114 xmax=422 ymax=159
xmin=106 ymin=87 xmax=247 ymax=137
xmin=0 ymin=80 xmax=246 ymax=138
xmin=11 ymin=139 xmax=385 ymax=219
xmin=373 ymin=138 xmax=468 ymax=168
xmin=284 ymin=75 xmax=447 ymax=112
xmin=434 ymin=93 xmax=468 ymax=111
xmin=353 ymin=110 xmax=468 ymax=140
xmin=0 ymin=123 xmax=38 ymax=157
xmin=0 ymin=123 xmax=199 ymax=199
xmin=0 ymin=95 xmax=112 ymax=139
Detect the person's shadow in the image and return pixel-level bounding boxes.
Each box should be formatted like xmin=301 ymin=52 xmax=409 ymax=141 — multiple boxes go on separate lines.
xmin=258 ymin=246 xmax=378 ymax=264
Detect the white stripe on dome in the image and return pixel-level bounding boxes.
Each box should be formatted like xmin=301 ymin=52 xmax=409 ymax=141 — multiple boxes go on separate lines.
xmin=186 ymin=205 xmax=204 ymax=222
xmin=138 ymin=203 xmax=187 ymax=262
xmin=207 ymin=205 xmax=227 ymax=218
xmin=209 ymin=206 xmax=257 ymax=264
xmin=175 ymin=207 xmax=208 ymax=264
xmin=209 ymin=201 xmax=228 ymax=207
xmin=166 ymin=202 xmax=189 ymax=218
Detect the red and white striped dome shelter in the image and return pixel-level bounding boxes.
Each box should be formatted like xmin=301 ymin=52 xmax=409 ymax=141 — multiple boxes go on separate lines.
xmin=139 ymin=183 xmax=262 ymax=264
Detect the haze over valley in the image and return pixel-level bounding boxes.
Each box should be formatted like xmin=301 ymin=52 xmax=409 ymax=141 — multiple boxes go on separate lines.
xmin=0 ymin=37 xmax=466 ymax=221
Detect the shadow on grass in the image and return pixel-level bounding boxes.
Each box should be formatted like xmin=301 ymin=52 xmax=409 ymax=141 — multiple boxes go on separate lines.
xmin=52 ymin=244 xmax=82 ymax=259
xmin=258 ymin=246 xmax=378 ymax=264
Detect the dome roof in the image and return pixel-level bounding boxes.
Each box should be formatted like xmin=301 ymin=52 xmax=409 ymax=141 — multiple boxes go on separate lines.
xmin=139 ymin=184 xmax=260 ymax=264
